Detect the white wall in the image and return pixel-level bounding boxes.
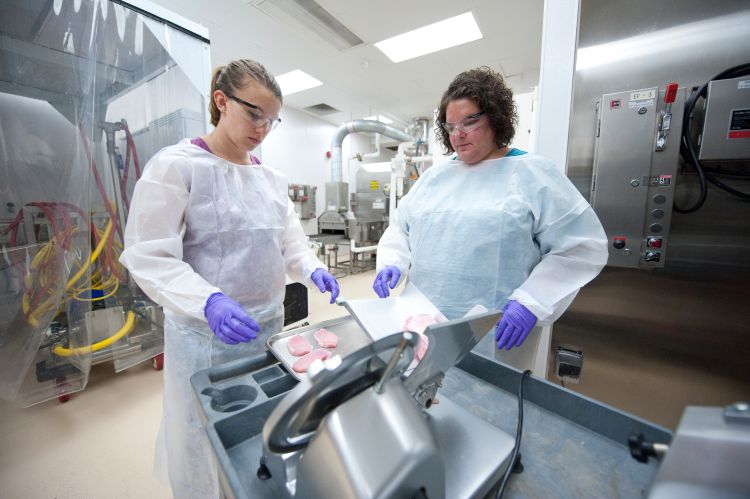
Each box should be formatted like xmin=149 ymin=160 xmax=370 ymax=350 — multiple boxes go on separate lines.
xmin=511 ymin=91 xmax=537 ymax=153
xmin=258 ymin=107 xmax=341 ymax=234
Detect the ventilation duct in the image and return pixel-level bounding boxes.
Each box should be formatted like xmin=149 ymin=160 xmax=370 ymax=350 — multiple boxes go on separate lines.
xmin=330 ymin=120 xmax=411 ymax=182
xmin=248 ymin=0 xmax=363 ymax=51
xmin=303 ymin=103 xmax=340 ymax=115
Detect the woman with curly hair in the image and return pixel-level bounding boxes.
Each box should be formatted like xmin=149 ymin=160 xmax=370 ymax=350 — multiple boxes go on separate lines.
xmin=373 ymin=66 xmax=607 ymax=352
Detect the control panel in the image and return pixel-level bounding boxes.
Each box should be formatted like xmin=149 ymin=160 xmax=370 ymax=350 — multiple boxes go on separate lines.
xmin=288 ymin=183 xmax=316 ymax=220
xmin=591 ymin=83 xmax=685 ymax=269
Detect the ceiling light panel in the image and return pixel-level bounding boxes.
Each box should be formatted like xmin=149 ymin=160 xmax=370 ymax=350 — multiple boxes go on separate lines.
xmin=374 ymin=12 xmax=483 ymax=63
xmin=276 ymin=69 xmax=323 ymax=96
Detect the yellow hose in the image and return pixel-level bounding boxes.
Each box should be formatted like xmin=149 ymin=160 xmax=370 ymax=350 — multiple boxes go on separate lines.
xmin=71 ymin=278 xmax=119 ymax=302
xmin=23 ymin=220 xmax=114 ymax=326
xmin=65 ymin=218 xmax=112 ymax=291
xmin=53 ymin=310 xmax=135 ymax=357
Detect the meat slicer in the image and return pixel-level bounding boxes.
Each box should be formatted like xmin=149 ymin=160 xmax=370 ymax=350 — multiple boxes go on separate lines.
xmin=259 ymin=293 xmax=515 ymax=499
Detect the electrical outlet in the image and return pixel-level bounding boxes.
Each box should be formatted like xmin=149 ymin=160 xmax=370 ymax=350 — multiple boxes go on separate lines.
xmin=555 ymin=345 xmax=583 ymax=384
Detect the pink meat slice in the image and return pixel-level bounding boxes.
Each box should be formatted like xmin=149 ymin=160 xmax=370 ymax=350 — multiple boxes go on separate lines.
xmin=403 ymin=314 xmax=441 ymax=335
xmin=313 ymin=328 xmax=338 ymax=348
xmin=287 ymin=334 xmax=312 ymax=357
xmin=403 ymin=314 xmax=444 ymax=362
xmin=292 ymin=349 xmax=332 ymax=373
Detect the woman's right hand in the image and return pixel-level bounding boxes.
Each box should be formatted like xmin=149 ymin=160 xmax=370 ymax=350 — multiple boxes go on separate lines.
xmin=372 ymin=265 xmax=401 ymax=298
xmin=204 ymin=292 xmax=260 ymax=344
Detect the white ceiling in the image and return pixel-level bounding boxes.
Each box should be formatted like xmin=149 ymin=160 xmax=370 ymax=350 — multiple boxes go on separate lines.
xmin=151 ymin=0 xmax=544 ymax=126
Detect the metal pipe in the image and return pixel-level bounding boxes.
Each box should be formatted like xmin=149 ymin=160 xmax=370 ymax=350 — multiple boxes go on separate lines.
xmin=350 ymin=239 xmax=377 ymax=253
xmin=330 ymin=120 xmax=411 ymax=182
xmin=409 ymin=155 xmax=432 ymax=163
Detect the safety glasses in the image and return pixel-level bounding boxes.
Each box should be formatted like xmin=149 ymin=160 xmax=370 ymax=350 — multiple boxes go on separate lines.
xmin=441 ymin=111 xmax=485 ymax=135
xmin=224 ymin=92 xmax=282 ymax=131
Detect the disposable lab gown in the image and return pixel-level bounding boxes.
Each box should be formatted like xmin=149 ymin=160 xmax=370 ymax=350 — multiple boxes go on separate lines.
xmin=377 ymin=153 xmax=608 ymax=322
xmin=120 ymin=139 xmax=324 ymax=498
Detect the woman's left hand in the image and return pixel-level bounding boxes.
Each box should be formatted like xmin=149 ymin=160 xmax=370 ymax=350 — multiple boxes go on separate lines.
xmin=311 ymin=269 xmax=340 ymax=304
xmin=495 ymin=300 xmax=537 ymax=350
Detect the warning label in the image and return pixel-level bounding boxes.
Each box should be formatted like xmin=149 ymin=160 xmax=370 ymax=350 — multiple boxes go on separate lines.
xmin=728 ymin=108 xmax=750 ymax=139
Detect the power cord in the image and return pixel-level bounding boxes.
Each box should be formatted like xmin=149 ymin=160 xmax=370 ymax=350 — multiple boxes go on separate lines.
xmin=495 ymin=369 xmax=532 ymax=499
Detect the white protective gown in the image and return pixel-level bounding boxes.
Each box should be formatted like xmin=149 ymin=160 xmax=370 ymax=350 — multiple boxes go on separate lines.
xmin=377 ymin=152 xmax=608 ymax=322
xmin=120 ymin=139 xmax=325 ymax=498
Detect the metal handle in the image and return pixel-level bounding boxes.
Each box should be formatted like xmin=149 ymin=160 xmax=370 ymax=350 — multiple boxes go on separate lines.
xmin=374 ymin=332 xmax=413 ymax=394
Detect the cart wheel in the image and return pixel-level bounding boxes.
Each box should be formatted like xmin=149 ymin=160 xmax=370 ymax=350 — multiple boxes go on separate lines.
xmin=152 ymin=353 xmax=164 ymax=370
xmin=55 ymin=376 xmax=71 ymax=403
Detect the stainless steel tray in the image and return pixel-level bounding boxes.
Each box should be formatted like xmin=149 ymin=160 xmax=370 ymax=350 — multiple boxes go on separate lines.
xmin=266 ymin=316 xmax=371 ymax=381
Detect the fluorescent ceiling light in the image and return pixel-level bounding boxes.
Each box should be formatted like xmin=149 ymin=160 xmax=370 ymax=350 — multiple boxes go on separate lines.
xmin=374 ymin=12 xmax=482 ymax=63
xmin=364 ymin=114 xmax=392 ymax=124
xmin=276 ymin=69 xmax=322 ymax=96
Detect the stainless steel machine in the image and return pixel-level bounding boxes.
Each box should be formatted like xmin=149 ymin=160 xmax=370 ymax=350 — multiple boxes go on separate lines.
xmin=553 ymin=0 xmax=750 ymax=430
xmin=318 ymin=119 xmax=425 ymax=243
xmin=190 ymin=298 xmax=678 ymax=498
xmin=259 ymin=286 xmax=510 ymax=498
xmin=188 ymin=281 xmax=749 ymax=498
xmin=318 ymin=182 xmax=351 ymax=235
xmin=288 ymin=183 xmax=317 ymax=220
xmin=591 ymin=84 xmax=685 ymax=268
xmin=348 ymin=163 xmax=392 ymax=243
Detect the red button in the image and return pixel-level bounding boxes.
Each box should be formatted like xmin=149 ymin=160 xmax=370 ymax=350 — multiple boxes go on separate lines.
xmin=648 ymin=238 xmax=662 ymax=248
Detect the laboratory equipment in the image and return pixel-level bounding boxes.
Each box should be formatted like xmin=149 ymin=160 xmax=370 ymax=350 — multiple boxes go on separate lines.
xmin=190 ymin=284 xmax=747 ymax=497
xmin=0 ymin=0 xmax=211 ymax=406
xmin=288 ymin=184 xmax=316 ymax=220
xmin=190 ymin=309 xmax=670 ymax=498
xmin=556 ymin=0 xmax=750 ymax=425
xmin=631 ymin=402 xmax=750 ymax=498
xmin=315 ymin=118 xmax=430 ymax=274
xmin=591 ymin=83 xmax=685 ymax=268
xmin=698 ymin=75 xmax=750 ymax=162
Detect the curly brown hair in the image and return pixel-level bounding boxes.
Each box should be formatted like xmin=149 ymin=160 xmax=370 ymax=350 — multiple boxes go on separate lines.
xmin=435 ymin=66 xmax=518 ymax=155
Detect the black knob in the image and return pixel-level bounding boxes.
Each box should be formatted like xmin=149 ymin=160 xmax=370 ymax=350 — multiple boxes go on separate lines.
xmin=628 ymin=433 xmax=658 ymax=463
xmin=613 ymin=239 xmax=626 ymax=249
xmin=651 ymin=209 xmax=665 ymax=219
xmin=644 ymin=251 xmax=661 ymax=262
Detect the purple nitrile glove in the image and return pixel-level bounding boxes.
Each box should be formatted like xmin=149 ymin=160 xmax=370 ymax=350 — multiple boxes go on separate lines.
xmin=373 ymin=265 xmax=401 ymax=298
xmin=495 ymin=300 xmax=538 ymax=350
xmin=204 ymin=292 xmax=260 ymax=345
xmin=311 ymin=268 xmax=340 ymax=304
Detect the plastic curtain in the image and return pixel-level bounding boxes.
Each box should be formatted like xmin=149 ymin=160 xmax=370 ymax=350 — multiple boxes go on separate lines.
xmin=0 ymin=0 xmax=208 ymax=406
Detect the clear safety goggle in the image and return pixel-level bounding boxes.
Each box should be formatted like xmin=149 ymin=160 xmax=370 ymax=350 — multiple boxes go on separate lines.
xmin=225 ymin=92 xmax=282 ymax=131
xmin=441 ymin=111 xmax=485 ymax=135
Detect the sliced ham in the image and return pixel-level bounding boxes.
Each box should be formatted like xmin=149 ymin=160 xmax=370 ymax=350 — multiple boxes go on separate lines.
xmin=287 ymin=334 xmax=312 ymax=356
xmin=414 ymin=333 xmax=429 ymax=361
xmin=292 ymin=349 xmax=332 ymax=373
xmin=313 ymin=328 xmax=339 ymax=348
xmin=403 ymin=314 xmax=441 ymax=335
xmin=403 ymin=314 xmax=445 ymax=363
